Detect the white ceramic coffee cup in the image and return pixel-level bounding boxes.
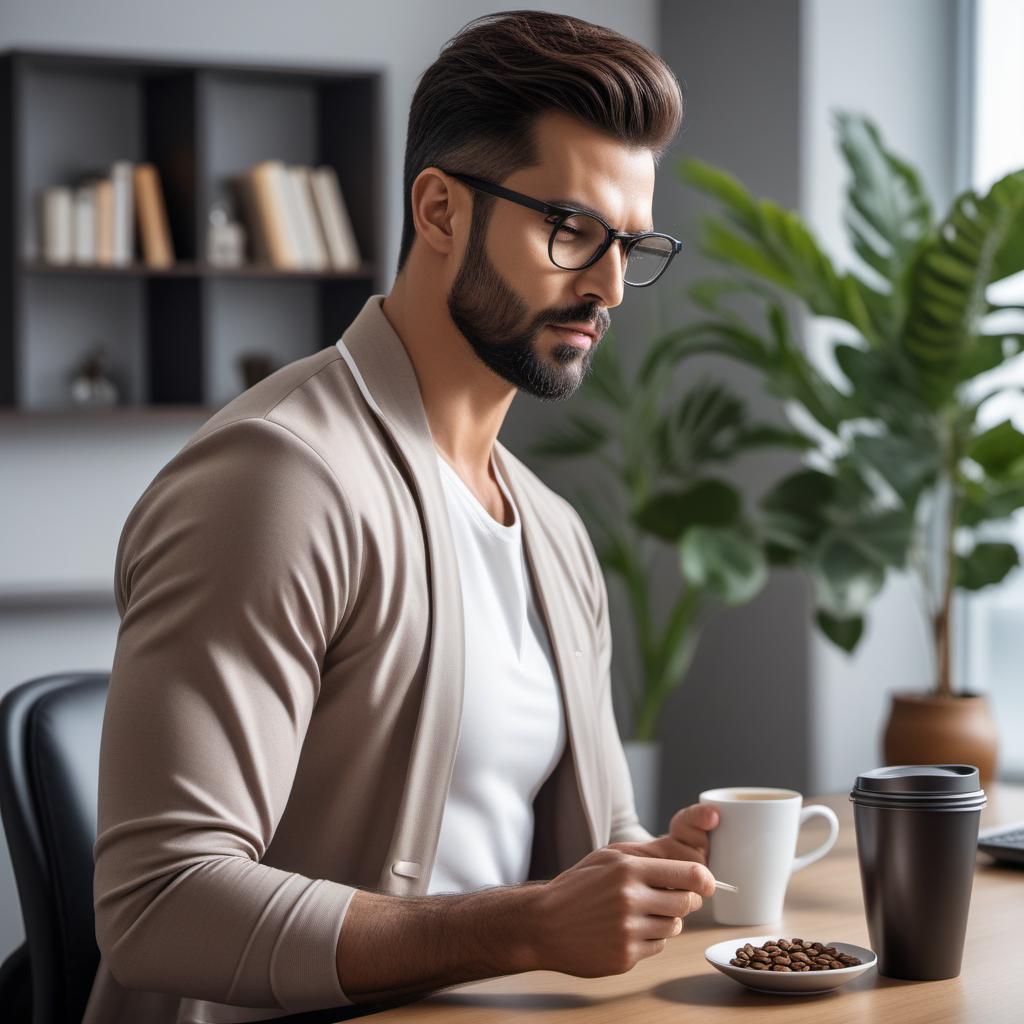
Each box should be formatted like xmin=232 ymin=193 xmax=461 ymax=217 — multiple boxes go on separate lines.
xmin=699 ymin=787 xmax=839 ymax=926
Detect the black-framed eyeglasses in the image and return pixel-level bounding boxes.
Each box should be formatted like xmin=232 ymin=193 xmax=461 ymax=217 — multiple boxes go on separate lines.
xmin=436 ymin=167 xmax=683 ymax=287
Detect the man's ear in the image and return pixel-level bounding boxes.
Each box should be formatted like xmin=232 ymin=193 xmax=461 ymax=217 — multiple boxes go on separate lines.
xmin=410 ymin=167 xmax=464 ymax=258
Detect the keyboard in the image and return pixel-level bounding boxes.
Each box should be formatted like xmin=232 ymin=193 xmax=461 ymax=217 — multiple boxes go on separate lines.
xmin=978 ymin=822 xmax=1024 ymax=865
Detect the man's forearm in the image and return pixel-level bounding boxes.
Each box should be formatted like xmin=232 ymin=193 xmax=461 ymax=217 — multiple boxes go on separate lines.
xmin=336 ymin=881 xmax=547 ymax=1004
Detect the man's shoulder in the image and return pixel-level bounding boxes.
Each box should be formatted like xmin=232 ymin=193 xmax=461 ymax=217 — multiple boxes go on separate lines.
xmin=175 ymin=344 xmax=384 ymax=479
xmin=119 ymin=347 xmax=373 ymax=547
xmin=188 ymin=345 xmax=347 ymax=447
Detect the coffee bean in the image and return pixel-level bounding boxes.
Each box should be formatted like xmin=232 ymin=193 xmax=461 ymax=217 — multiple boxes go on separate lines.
xmin=726 ymin=939 xmax=862 ymax=974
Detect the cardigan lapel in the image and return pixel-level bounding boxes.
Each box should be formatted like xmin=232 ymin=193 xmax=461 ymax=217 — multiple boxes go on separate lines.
xmin=492 ymin=443 xmax=603 ymax=852
xmin=336 ymin=295 xmax=601 ymax=892
xmin=337 ymin=297 xmax=464 ymax=897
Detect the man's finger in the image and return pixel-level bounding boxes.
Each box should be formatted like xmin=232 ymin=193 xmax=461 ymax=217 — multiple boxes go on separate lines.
xmin=669 ymin=824 xmax=712 ymax=856
xmin=670 ymin=802 xmax=719 ymax=833
xmin=608 ymin=836 xmax=707 ymax=865
xmin=661 ymin=838 xmax=707 ymax=865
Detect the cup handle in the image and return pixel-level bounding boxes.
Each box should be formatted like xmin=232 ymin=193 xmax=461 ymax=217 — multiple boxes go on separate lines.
xmin=790 ymin=804 xmax=840 ymax=874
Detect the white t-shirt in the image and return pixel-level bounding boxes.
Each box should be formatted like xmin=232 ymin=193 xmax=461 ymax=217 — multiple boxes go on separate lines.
xmin=426 ymin=447 xmax=567 ymax=894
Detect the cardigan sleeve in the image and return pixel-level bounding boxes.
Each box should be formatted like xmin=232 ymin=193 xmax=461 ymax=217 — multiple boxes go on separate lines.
xmin=93 ymin=417 xmax=361 ymax=1011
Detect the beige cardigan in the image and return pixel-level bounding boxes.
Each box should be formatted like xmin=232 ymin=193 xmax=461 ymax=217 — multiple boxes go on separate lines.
xmin=84 ymin=295 xmax=652 ymax=1024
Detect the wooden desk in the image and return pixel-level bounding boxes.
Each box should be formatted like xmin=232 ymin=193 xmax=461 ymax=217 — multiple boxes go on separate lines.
xmin=367 ymin=785 xmax=1024 ymax=1024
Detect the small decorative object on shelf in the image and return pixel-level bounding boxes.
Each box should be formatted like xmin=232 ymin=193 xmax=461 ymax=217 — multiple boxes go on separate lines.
xmin=238 ymin=352 xmax=275 ymax=390
xmin=206 ymin=198 xmax=247 ymax=268
xmin=68 ymin=344 xmax=120 ymax=407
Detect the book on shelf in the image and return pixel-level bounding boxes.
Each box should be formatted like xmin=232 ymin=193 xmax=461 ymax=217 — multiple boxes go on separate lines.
xmin=133 ymin=163 xmax=175 ymax=267
xmin=241 ymin=160 xmax=361 ymax=271
xmin=41 ymin=186 xmax=72 ymax=264
xmin=250 ymin=160 xmax=304 ymax=268
xmin=310 ymin=165 xmax=361 ymax=272
xmin=36 ymin=157 xmax=359 ymax=274
xmin=72 ymin=185 xmax=94 ymax=262
xmin=94 ymin=178 xmax=114 ymax=264
xmin=111 ymin=160 xmax=134 ymax=265
xmin=39 ymin=160 xmax=175 ymax=268
xmin=287 ymin=165 xmax=330 ymax=270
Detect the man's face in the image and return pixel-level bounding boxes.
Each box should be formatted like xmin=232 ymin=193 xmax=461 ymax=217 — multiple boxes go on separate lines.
xmin=445 ymin=110 xmax=656 ymax=401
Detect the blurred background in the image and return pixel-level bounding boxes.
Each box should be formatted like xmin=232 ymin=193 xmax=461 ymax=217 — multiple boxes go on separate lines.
xmin=2 ymin=0 xmax=1023 ymax=970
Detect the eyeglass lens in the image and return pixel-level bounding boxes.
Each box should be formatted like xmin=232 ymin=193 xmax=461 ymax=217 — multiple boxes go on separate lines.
xmin=550 ymin=212 xmax=674 ymax=285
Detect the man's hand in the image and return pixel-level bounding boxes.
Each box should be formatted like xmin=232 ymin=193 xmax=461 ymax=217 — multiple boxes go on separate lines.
xmin=529 ymin=846 xmax=715 ymax=978
xmin=607 ymin=803 xmax=720 ymax=865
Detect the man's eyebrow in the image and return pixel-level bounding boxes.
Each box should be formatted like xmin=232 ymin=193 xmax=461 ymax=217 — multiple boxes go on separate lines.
xmin=545 ymin=196 xmax=655 ymax=233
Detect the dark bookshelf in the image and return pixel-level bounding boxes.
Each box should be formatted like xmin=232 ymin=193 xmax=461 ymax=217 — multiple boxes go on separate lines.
xmin=0 ymin=47 xmax=384 ymax=413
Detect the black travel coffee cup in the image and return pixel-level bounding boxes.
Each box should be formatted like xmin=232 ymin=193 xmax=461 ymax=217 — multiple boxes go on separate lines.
xmin=850 ymin=765 xmax=986 ymax=980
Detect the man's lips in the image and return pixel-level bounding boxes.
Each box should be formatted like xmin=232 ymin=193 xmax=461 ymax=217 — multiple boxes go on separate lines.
xmin=550 ymin=325 xmax=595 ymax=349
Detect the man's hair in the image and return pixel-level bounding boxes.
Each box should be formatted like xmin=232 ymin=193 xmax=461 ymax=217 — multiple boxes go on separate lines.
xmin=395 ymin=9 xmax=684 ymax=276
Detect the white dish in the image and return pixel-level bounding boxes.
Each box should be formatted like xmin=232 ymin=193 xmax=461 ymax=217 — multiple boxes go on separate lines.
xmin=704 ymin=935 xmax=876 ymax=995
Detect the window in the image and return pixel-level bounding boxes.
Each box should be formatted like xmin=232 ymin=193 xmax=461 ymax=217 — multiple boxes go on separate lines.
xmin=959 ymin=0 xmax=1024 ymax=780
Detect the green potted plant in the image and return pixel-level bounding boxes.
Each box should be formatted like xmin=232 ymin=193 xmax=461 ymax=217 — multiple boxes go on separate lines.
xmin=529 ymin=328 xmax=811 ymax=826
xmin=645 ymin=111 xmax=1024 ymax=783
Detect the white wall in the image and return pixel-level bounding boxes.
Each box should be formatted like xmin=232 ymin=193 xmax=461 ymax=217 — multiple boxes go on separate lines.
xmin=800 ymin=0 xmax=961 ymax=792
xmin=0 ymin=0 xmax=661 ymax=964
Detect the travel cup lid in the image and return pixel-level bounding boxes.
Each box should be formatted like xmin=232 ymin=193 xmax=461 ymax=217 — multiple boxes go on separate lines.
xmin=853 ymin=765 xmax=982 ymax=797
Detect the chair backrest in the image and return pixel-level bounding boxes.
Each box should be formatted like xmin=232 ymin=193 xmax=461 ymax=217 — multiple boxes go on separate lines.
xmin=0 ymin=672 xmax=109 ymax=1024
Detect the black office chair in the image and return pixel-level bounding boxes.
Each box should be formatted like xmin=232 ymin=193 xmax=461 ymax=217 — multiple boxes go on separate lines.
xmin=0 ymin=672 xmax=109 ymax=1024
xmin=0 ymin=673 xmax=431 ymax=1024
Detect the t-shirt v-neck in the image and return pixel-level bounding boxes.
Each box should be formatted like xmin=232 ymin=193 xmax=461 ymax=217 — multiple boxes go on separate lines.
xmin=434 ymin=448 xmax=525 ymax=655
xmin=428 ymin=445 xmax=566 ymax=895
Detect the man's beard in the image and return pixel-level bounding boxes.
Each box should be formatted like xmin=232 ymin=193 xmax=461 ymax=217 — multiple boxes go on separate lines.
xmin=446 ymin=205 xmax=600 ymax=401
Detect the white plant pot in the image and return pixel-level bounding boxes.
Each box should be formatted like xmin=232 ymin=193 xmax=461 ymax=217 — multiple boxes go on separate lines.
xmin=623 ymin=739 xmax=662 ymax=835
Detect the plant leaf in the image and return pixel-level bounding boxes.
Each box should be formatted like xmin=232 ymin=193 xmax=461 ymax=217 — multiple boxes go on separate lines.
xmin=956 ymin=542 xmax=1020 ymax=590
xmin=759 ymin=468 xmax=837 ymax=552
xmin=834 ymin=110 xmax=933 ymax=332
xmin=969 ymin=419 xmax=1024 ymax=478
xmin=679 ymin=157 xmax=882 ymax=345
xmin=529 ymin=414 xmax=609 ymax=459
xmin=634 ymin=479 xmax=742 ymax=542
xmin=679 ymin=524 xmax=768 ymax=605
xmin=901 ymin=169 xmax=1024 ymax=404
xmin=815 ymin=609 xmax=865 ymax=652
xmin=850 ymin=432 xmax=939 ymax=504
xmin=960 ymin=477 xmax=1024 ymax=527
xmin=809 ymin=534 xmax=886 ymax=617
xmin=726 ymin=424 xmax=816 ymax=452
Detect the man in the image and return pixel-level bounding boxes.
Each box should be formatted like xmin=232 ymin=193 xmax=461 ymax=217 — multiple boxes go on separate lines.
xmin=85 ymin=11 xmax=720 ymax=1024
